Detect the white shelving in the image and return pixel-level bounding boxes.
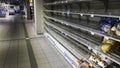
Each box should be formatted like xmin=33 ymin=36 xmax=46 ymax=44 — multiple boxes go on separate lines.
xmin=44 ymin=10 xmax=120 ymax=20
xmin=44 ymin=16 xmax=120 ymax=42
xmin=44 ymin=0 xmax=94 ymax=5
xmin=45 ymin=25 xmax=100 ymax=68
xmin=43 ymin=0 xmax=120 ymax=67
xmin=45 ymin=19 xmax=120 ymax=66
xmin=44 ymin=32 xmax=79 ymax=68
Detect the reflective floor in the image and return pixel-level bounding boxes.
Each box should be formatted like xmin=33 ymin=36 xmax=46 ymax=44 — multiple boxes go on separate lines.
xmin=0 ymin=15 xmax=72 ymax=68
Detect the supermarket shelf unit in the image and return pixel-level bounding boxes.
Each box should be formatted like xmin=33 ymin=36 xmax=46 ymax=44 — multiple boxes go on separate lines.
xmin=43 ymin=0 xmax=120 ymax=68
xmin=44 ymin=24 xmax=101 ymax=68
xmin=44 ymin=0 xmax=93 ymax=5
xmin=44 ymin=15 xmax=120 ymax=42
xmin=44 ymin=10 xmax=120 ymax=18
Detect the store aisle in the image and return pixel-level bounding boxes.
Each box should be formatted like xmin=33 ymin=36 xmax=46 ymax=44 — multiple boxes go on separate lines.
xmin=0 ymin=15 xmax=30 ymax=68
xmin=0 ymin=16 xmax=25 ymax=40
xmin=0 ymin=40 xmax=31 ymax=68
xmin=0 ymin=15 xmax=72 ymax=68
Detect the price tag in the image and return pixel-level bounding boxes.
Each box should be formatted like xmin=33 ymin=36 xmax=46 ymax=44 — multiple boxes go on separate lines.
xmin=91 ymin=14 xmax=94 ymax=17
xmin=91 ymin=32 xmax=95 ymax=35
xmin=80 ymin=13 xmax=83 ymax=16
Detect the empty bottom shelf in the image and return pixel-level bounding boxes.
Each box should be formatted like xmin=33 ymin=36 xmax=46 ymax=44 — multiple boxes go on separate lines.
xmin=30 ymin=37 xmax=73 ymax=68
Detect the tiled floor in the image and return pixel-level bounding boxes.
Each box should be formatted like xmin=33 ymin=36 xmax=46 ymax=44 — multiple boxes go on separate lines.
xmin=0 ymin=15 xmax=72 ymax=68
xmin=0 ymin=40 xmax=30 ymax=68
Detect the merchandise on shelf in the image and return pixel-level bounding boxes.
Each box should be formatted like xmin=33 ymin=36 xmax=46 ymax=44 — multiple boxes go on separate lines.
xmin=97 ymin=55 xmax=107 ymax=68
xmin=89 ymin=55 xmax=97 ymax=63
xmin=77 ymin=59 xmax=94 ymax=68
xmin=101 ymin=44 xmax=112 ymax=53
xmin=89 ymin=54 xmax=112 ymax=68
xmin=101 ymin=37 xmax=119 ymax=53
xmin=100 ymin=17 xmax=119 ymax=35
xmin=101 ymin=24 xmax=111 ymax=34
xmin=111 ymin=22 xmax=120 ymax=36
xmin=102 ymin=37 xmax=116 ymax=45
